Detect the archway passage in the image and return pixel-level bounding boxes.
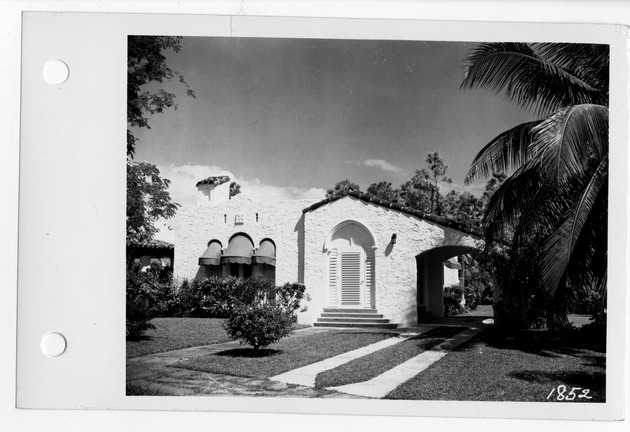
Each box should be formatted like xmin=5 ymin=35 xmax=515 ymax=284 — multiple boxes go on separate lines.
xmin=325 ymin=221 xmax=376 ymax=309
xmin=416 ymin=245 xmax=480 ymax=320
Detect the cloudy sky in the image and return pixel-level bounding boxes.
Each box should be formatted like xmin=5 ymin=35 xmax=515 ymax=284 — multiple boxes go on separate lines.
xmin=132 ymin=37 xmax=536 ymax=205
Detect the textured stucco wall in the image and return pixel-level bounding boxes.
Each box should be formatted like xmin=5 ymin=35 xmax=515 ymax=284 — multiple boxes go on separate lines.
xmin=172 ymin=194 xmax=318 ymax=288
xmin=172 ymin=193 xmax=483 ymax=327
xmin=303 ymin=196 xmax=482 ymax=327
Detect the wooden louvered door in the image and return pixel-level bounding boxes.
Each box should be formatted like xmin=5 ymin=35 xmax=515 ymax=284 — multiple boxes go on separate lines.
xmin=340 ymin=251 xmax=364 ymax=307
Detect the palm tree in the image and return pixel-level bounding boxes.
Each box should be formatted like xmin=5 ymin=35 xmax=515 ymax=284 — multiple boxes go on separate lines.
xmin=461 ymin=43 xmax=609 ymax=327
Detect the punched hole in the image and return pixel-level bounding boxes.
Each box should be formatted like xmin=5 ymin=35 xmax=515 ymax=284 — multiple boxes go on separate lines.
xmin=41 ymin=332 xmax=67 ymax=357
xmin=43 ymin=60 xmax=69 ymax=85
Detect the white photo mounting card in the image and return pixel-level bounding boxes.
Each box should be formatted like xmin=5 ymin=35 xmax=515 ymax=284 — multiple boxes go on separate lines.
xmin=17 ymin=12 xmax=628 ymax=420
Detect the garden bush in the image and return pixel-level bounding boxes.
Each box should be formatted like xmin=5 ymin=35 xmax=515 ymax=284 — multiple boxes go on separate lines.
xmin=274 ymin=282 xmax=307 ymax=314
xmin=223 ymin=304 xmax=295 ymax=351
xmin=443 ymin=285 xmax=466 ymax=316
xmin=126 ymin=292 xmax=158 ymax=339
xmin=567 ymin=285 xmax=605 ymax=316
xmin=126 ymin=263 xmax=175 ymax=338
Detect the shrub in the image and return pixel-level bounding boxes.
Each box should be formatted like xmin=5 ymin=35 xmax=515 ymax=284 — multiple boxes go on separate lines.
xmin=174 ymin=278 xmax=209 ymax=317
xmin=126 ymin=292 xmax=158 ymax=339
xmin=195 ymin=275 xmax=272 ymax=317
xmin=567 ymin=285 xmax=605 ymax=316
xmin=443 ymin=285 xmax=466 ymax=316
xmin=223 ymin=304 xmax=295 ymax=351
xmin=274 ymin=282 xmax=306 ymax=314
xmin=126 ymin=262 xmax=175 ymax=337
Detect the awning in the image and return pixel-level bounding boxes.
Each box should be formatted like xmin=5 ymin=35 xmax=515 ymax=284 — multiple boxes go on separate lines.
xmin=199 ymin=241 xmax=222 ymax=266
xmin=221 ymin=235 xmax=254 ymax=265
xmin=252 ymin=239 xmax=276 ymax=266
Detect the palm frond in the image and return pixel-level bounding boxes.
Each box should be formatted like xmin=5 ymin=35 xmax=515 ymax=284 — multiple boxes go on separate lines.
xmin=465 ymin=120 xmax=541 ymax=183
xmin=462 ymin=43 xmax=609 ymax=115
xmin=511 ymin=180 xmax=574 ymax=247
xmin=482 ymin=159 xmax=542 ymax=240
xmin=539 ymin=158 xmax=608 ymax=298
xmin=531 ymin=104 xmax=608 ymax=184
xmin=534 ymin=43 xmax=609 ymax=101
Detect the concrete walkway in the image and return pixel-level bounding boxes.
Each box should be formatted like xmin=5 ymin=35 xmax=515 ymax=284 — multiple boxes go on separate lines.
xmin=270 ymin=328 xmax=432 ymax=387
xmin=327 ymin=327 xmax=483 ymax=398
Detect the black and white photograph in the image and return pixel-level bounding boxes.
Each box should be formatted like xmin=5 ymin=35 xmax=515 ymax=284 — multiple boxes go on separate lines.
xmin=125 ymin=35 xmax=609 ymax=402
xmin=9 ymin=7 xmax=629 ymax=428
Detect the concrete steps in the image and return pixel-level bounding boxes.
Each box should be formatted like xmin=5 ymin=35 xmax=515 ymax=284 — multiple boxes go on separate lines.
xmin=314 ymin=308 xmax=399 ymax=329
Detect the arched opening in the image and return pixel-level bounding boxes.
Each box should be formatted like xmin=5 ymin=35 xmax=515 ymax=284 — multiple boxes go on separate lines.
xmin=325 ymin=220 xmax=376 ymax=309
xmin=252 ymin=238 xmax=276 ymax=284
xmin=198 ymin=239 xmax=223 ymax=278
xmin=416 ymin=245 xmax=481 ymax=320
xmin=222 ymin=233 xmax=255 ymax=278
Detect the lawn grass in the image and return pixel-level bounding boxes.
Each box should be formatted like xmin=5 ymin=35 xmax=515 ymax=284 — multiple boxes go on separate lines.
xmin=173 ymin=330 xmax=395 ymax=378
xmin=386 ymin=329 xmax=606 ymax=402
xmin=127 ymin=317 xmax=310 ymax=358
xmin=315 ymin=326 xmax=465 ymax=389
xmin=126 ymin=318 xmax=232 ymax=358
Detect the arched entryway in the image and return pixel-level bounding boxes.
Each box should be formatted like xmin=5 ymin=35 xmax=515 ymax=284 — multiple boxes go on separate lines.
xmin=416 ymin=245 xmax=480 ymax=320
xmin=324 ymin=220 xmax=376 ymax=309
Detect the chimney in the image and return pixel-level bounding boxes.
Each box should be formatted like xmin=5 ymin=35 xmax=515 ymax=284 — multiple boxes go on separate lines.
xmin=196 ymin=175 xmax=231 ymax=206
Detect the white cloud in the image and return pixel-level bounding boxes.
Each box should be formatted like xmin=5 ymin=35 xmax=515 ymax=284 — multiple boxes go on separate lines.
xmin=347 ymin=159 xmax=404 ymax=174
xmin=157 ymin=164 xmax=326 ymax=204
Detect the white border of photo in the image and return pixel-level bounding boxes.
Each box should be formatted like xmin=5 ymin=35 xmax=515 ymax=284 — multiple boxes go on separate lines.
xmin=2 ymin=2 xmax=629 ymax=431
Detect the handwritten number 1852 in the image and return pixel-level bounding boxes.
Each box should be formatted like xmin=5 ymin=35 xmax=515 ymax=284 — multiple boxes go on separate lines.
xmin=546 ymin=385 xmax=592 ymax=401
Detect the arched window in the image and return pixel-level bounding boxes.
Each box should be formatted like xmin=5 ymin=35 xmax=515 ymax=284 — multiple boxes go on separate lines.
xmin=253 ymin=238 xmax=276 ymax=284
xmin=198 ymin=239 xmax=223 ymax=278
xmin=221 ymin=233 xmax=254 ymax=278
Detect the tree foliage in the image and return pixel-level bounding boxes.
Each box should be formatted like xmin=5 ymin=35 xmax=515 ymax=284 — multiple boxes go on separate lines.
xmin=442 ymin=190 xmax=484 ymax=226
xmin=127 ymin=161 xmax=179 ymax=243
xmin=126 ymin=36 xmax=194 ymax=243
xmin=326 ymin=179 xmax=361 ymax=198
xmin=127 ymin=36 xmax=195 ymax=157
xmin=229 ymin=181 xmax=242 ymax=198
xmin=366 ymin=181 xmax=399 ymax=202
xmin=424 ymin=151 xmax=453 ymax=213
xmin=462 ymin=43 xmax=609 ymax=328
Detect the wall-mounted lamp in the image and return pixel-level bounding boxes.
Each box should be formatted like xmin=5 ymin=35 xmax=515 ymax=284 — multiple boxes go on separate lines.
xmin=391 ymin=234 xmax=397 ymax=244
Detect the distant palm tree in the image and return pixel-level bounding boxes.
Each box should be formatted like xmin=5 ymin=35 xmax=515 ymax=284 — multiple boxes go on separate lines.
xmin=462 ymin=43 xmax=609 ymax=327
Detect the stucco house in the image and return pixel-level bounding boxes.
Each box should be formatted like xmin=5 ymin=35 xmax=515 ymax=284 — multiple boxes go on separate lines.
xmin=172 ymin=176 xmax=484 ymax=328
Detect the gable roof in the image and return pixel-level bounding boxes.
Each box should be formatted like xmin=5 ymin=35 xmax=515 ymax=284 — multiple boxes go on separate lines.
xmin=195 ymin=175 xmax=231 ymax=187
xmin=302 ymin=191 xmax=484 ymax=237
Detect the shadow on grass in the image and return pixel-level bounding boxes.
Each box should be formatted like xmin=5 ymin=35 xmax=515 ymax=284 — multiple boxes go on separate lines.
xmin=215 ymin=348 xmax=281 ymax=358
xmin=126 ymin=335 xmax=154 ymax=342
xmin=479 ymin=328 xmax=606 ymax=358
xmin=510 ymin=370 xmax=605 ymax=387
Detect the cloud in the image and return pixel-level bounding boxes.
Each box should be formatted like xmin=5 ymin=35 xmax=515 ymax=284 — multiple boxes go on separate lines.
xmin=347 ymin=159 xmax=404 ymax=174
xmin=157 ymin=164 xmax=326 ymax=204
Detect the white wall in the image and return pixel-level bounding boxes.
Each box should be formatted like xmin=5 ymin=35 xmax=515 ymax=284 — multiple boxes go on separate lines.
xmin=303 ymin=196 xmax=482 ymax=327
xmin=443 ymin=264 xmax=460 ymax=287
xmin=172 ymin=194 xmax=317 ymax=286
xmin=173 ymin=194 xmax=483 ymax=327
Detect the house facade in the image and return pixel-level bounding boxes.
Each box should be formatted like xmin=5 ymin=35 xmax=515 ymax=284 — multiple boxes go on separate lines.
xmin=171 ymin=176 xmax=483 ymax=327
